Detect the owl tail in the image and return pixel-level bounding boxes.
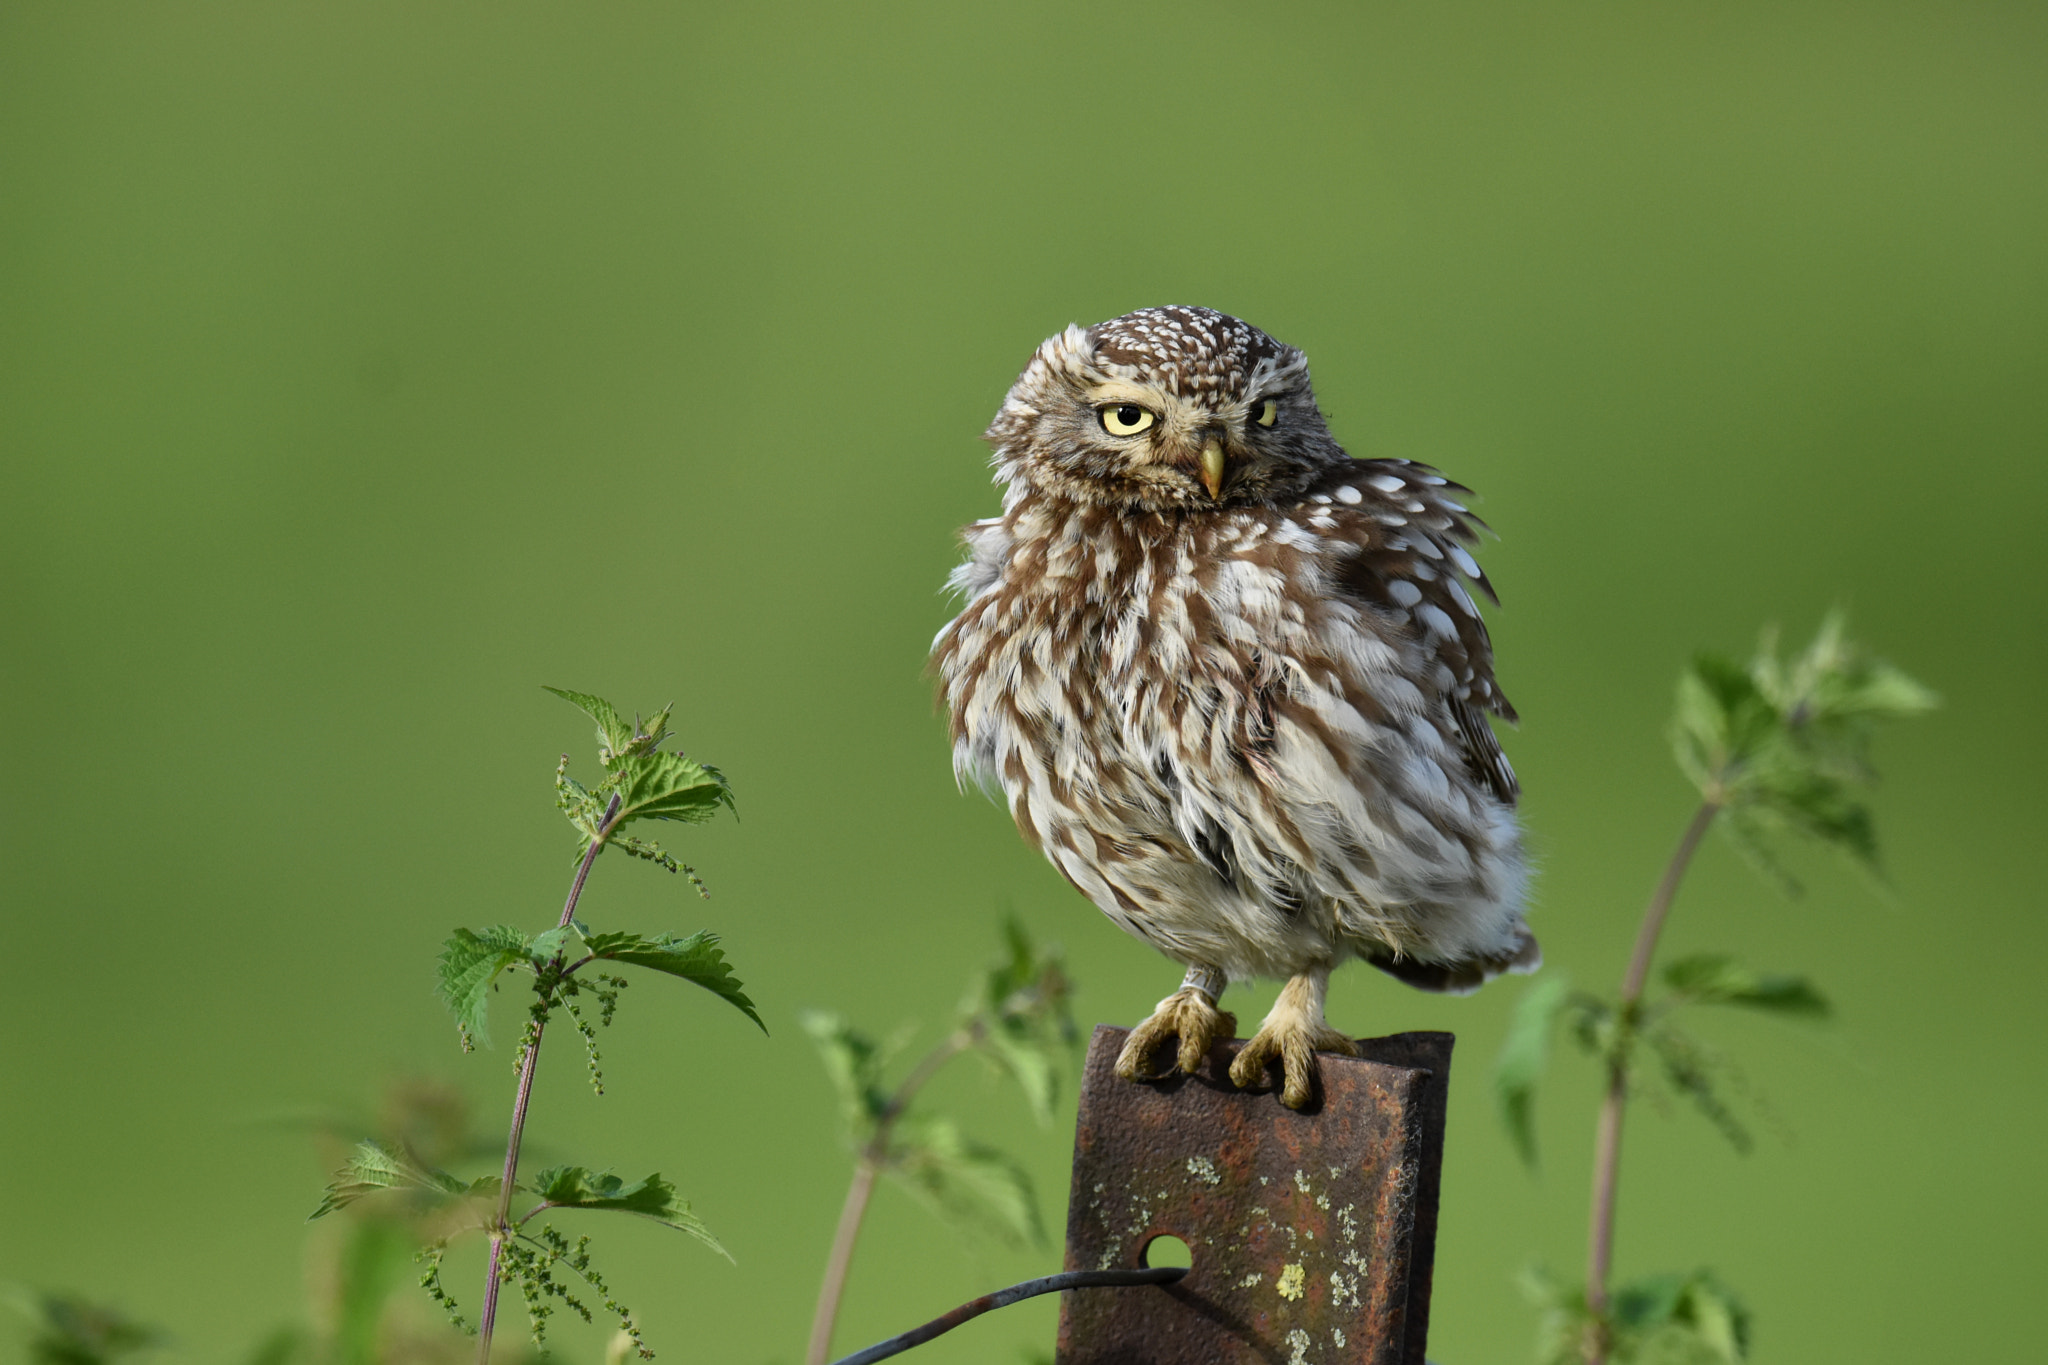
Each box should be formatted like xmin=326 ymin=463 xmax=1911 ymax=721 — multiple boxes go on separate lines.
xmin=1363 ymin=926 xmax=1541 ymax=996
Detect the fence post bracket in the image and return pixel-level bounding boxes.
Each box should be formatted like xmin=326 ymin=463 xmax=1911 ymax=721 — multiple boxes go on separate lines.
xmin=1055 ymin=1026 xmax=1453 ymax=1365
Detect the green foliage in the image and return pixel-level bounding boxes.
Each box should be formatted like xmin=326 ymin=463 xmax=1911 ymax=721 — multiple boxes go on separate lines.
xmin=964 ymin=917 xmax=1078 ymax=1125
xmin=498 ymin=1226 xmax=649 ymax=1360
xmin=575 ymin=928 xmax=764 ymax=1033
xmin=435 ymin=926 xmax=551 ymax=1050
xmin=1640 ymin=1025 xmax=1756 ymax=1154
xmin=543 ymin=687 xmax=734 ymax=865
xmin=802 ymin=1010 xmax=896 ymax=1135
xmin=525 ymin=1167 xmax=730 ymax=1261
xmin=1661 ymin=954 xmax=1828 ymax=1017
xmin=1496 ymin=617 xmax=1929 ymax=1361
xmin=309 ymin=1140 xmax=497 ymax=1222
xmin=890 ymin=1116 xmax=1045 ymax=1249
xmin=314 ymin=689 xmax=751 ymax=1360
xmin=1672 ymin=612 xmax=1936 ymax=885
xmin=1525 ymin=1267 xmax=1751 ymax=1365
xmin=3 ymin=1290 xmax=164 ymax=1365
xmin=1494 ymin=974 xmax=1571 ymax=1169
xmin=804 ymin=919 xmax=1075 ymax=1256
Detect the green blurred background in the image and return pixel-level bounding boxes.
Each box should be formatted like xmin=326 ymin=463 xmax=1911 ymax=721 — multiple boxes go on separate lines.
xmin=4 ymin=2 xmax=2044 ymax=1361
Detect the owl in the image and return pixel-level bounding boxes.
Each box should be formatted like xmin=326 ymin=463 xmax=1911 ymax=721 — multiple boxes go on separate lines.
xmin=931 ymin=307 xmax=1536 ymax=1109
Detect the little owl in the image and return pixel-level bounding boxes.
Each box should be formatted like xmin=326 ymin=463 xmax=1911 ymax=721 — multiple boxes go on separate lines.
xmin=931 ymin=307 xmax=1536 ymax=1109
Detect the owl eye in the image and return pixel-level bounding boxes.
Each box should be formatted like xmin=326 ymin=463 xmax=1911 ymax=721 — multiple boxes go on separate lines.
xmin=1098 ymin=403 xmax=1156 ymax=436
xmin=1251 ymin=397 xmax=1280 ymax=428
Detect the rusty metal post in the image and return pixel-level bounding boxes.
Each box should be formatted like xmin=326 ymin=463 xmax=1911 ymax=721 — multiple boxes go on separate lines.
xmin=1055 ymin=1027 xmax=1453 ymax=1365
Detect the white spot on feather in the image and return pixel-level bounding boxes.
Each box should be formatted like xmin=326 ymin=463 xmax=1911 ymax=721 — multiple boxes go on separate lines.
xmin=1387 ymin=580 xmax=1422 ymax=607
xmin=1334 ymin=485 xmax=1362 ymax=505
xmin=1367 ymin=473 xmax=1405 ymax=494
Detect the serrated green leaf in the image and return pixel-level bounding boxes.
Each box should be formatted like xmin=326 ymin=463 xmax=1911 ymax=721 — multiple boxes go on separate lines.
xmin=1613 ymin=1269 xmax=1751 ymax=1363
xmin=801 ymin=1010 xmax=892 ymax=1136
xmin=886 ymin=1116 xmax=1044 ymax=1249
xmin=1562 ymin=992 xmax=1618 ymax=1060
xmin=1674 ymin=617 xmax=1934 ymax=887
xmin=436 ymin=926 xmax=533 ymax=1048
xmin=1663 ymin=954 xmax=1830 ymax=1018
xmin=982 ymin=1029 xmax=1060 ymax=1126
xmin=309 ymin=1141 xmax=495 ymax=1221
xmin=609 ymin=750 xmax=733 ymax=827
xmin=543 ymin=687 xmax=635 ymax=759
xmin=963 ymin=918 xmax=1076 ymax=1126
xmin=523 ymin=1166 xmax=730 ymax=1262
xmin=526 ymin=926 xmax=574 ymax=966
xmin=1494 ymin=974 xmax=1570 ymax=1170
xmin=577 ymin=929 xmax=763 ymax=1032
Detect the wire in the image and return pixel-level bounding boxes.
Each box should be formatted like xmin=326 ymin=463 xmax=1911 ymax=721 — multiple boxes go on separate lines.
xmin=827 ymin=1266 xmax=1188 ymax=1365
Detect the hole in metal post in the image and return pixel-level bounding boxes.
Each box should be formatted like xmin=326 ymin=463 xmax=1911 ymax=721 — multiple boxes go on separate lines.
xmin=1139 ymin=1233 xmax=1192 ymax=1269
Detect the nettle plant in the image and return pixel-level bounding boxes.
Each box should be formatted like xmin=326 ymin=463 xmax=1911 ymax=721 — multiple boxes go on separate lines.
xmin=800 ymin=921 xmax=1076 ymax=1365
xmin=1495 ymin=616 xmax=1936 ymax=1365
xmin=312 ymin=689 xmax=761 ymax=1364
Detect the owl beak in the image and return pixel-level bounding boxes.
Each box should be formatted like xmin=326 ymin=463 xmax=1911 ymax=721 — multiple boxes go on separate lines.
xmin=1199 ymin=439 xmax=1227 ymax=501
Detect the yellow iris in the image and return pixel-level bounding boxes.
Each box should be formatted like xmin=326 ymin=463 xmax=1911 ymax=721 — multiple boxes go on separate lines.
xmin=1098 ymin=403 xmax=1156 ymax=436
xmin=1252 ymin=397 xmax=1279 ymax=428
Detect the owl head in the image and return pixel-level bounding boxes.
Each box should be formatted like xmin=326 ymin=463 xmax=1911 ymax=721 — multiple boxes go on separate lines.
xmin=985 ymin=306 xmax=1347 ymax=512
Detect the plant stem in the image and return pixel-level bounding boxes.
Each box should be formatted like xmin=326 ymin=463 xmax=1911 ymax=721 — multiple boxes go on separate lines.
xmin=1583 ymin=797 xmax=1719 ymax=1365
xmin=804 ymin=1024 xmax=979 ymax=1365
xmin=475 ymin=795 xmax=622 ymax=1365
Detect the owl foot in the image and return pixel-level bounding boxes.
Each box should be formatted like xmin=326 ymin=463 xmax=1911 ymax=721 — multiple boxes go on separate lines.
xmin=1228 ymin=969 xmax=1357 ymax=1110
xmin=1115 ymin=972 xmax=1237 ymax=1082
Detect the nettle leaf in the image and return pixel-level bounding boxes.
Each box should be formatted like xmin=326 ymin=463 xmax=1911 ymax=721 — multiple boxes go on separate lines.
xmin=1516 ymin=1266 xmax=1596 ymax=1365
xmin=1562 ymin=992 xmax=1619 ymax=1060
xmin=437 ymin=926 xmax=534 ymax=1047
xmin=1613 ymin=1269 xmax=1751 ymax=1363
xmin=981 ymin=1029 xmax=1060 ymax=1126
xmin=1663 ymin=954 xmax=1830 ymax=1018
xmin=887 ymin=1116 xmax=1044 ymax=1249
xmin=542 ymin=687 xmax=635 ymax=760
xmin=578 ymin=929 xmax=764 ymax=1032
xmin=965 ymin=918 xmax=1077 ymax=1126
xmin=1494 ymin=975 xmax=1571 ymax=1169
xmin=1674 ymin=618 xmax=1935 ymax=882
xmin=310 ymin=1140 xmax=495 ymax=1221
xmin=610 ymin=750 xmax=733 ymax=827
xmin=802 ymin=1010 xmax=893 ymax=1136
xmin=524 ymin=1166 xmax=730 ymax=1262
xmin=1670 ymin=655 xmax=1780 ymax=799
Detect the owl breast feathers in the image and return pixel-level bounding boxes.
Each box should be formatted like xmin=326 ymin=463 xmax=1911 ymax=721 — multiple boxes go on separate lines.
xmin=931 ymin=307 xmax=1536 ymax=1003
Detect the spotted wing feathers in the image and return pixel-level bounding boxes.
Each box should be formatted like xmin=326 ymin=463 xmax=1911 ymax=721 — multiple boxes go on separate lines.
xmin=1323 ymin=459 xmax=1520 ymax=806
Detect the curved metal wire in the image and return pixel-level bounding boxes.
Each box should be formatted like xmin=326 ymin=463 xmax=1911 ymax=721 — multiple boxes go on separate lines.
xmin=828 ymin=1266 xmax=1188 ymax=1365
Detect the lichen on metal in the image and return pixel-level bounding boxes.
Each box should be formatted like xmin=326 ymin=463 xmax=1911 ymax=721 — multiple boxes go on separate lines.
xmin=1054 ymin=1026 xmax=1453 ymax=1365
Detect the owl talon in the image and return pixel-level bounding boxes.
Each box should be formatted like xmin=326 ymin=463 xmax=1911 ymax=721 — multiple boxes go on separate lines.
xmin=1115 ymin=985 xmax=1237 ymax=1082
xmin=1229 ymin=1020 xmax=1359 ymax=1109
xmin=1228 ymin=969 xmax=1358 ymax=1109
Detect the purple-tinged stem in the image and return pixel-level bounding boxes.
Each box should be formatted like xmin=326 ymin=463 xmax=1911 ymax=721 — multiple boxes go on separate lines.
xmin=475 ymin=793 xmax=622 ymax=1365
xmin=1583 ymin=798 xmax=1719 ymax=1364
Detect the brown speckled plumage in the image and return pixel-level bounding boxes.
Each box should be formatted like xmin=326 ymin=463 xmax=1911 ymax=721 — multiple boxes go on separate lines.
xmin=931 ymin=308 xmax=1537 ymax=1107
